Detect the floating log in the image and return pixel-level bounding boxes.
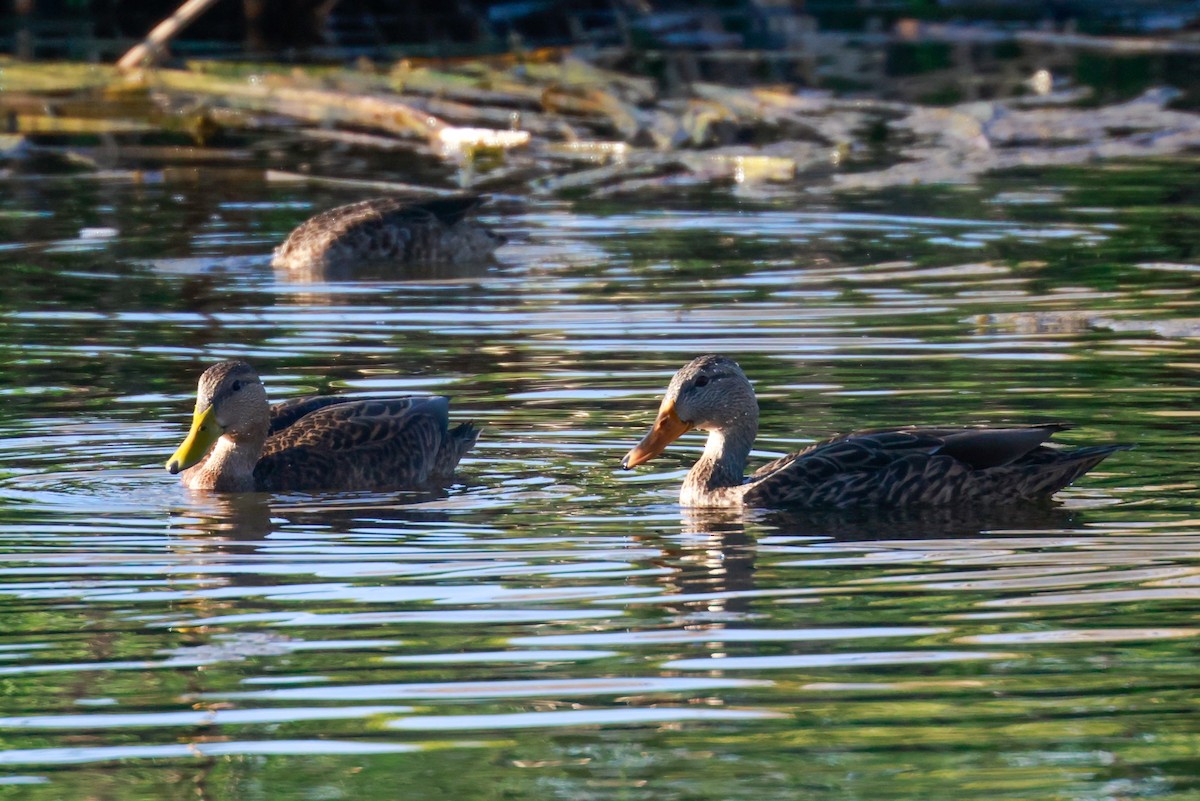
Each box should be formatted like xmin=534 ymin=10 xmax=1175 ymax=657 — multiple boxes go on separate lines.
xmin=265 ymin=170 xmax=462 ymax=196
xmin=151 ymin=69 xmax=444 ymax=139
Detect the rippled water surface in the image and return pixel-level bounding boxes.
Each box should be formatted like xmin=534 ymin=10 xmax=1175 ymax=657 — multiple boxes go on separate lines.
xmin=2 ymin=158 xmax=1200 ymax=800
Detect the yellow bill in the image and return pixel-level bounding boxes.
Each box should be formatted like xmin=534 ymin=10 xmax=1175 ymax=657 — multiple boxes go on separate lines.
xmin=622 ymin=401 xmax=692 ymax=469
xmin=165 ymin=404 xmax=222 ymax=474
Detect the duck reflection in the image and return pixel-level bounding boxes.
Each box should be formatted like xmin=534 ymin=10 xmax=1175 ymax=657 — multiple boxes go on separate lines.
xmin=168 ymin=488 xmax=463 ymax=543
xmin=161 ymin=490 xmax=467 ymax=641
xmin=753 ymin=501 xmax=1086 ymax=542
xmin=276 ymin=253 xmax=503 ymax=284
xmin=649 ymin=501 xmax=1091 ymax=623
xmin=638 ymin=507 xmax=760 ymax=622
xmin=168 ymin=491 xmax=276 ymax=542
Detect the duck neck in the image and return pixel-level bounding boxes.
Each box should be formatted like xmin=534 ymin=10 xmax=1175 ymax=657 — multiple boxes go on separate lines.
xmin=185 ymin=430 xmax=265 ymax=492
xmin=682 ymin=422 xmax=755 ymax=498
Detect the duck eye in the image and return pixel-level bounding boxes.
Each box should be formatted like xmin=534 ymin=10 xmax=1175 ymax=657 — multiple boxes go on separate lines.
xmin=694 ymin=375 xmax=709 ymax=388
xmin=231 ymin=380 xmax=242 ymax=392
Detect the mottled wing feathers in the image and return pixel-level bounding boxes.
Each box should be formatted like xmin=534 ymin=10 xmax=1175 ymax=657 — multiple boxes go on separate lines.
xmin=253 ymin=396 xmax=462 ymax=491
xmin=285 ymin=196 xmax=467 ymax=240
xmin=287 ymin=198 xmax=424 ymax=266
xmin=324 ymin=196 xmax=483 ymax=233
xmin=268 ymin=396 xmax=357 ymax=435
xmin=744 ymin=426 xmax=1124 ymax=509
xmin=749 ymin=427 xmax=946 ymax=482
xmin=272 ymin=195 xmax=502 ymax=272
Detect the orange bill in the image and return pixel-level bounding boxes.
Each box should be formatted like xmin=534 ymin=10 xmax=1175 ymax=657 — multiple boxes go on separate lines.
xmin=622 ymin=401 xmax=692 ymax=469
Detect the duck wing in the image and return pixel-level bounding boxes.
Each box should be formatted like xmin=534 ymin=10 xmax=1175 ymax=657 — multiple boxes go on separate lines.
xmin=253 ymin=396 xmax=456 ymax=491
xmin=745 ymin=425 xmax=1125 ymax=509
xmin=268 ymin=395 xmax=358 ymax=436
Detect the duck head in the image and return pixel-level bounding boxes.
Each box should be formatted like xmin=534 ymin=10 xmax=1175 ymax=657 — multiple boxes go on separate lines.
xmin=166 ymin=360 xmax=269 ymax=475
xmin=622 ymin=355 xmax=758 ymax=469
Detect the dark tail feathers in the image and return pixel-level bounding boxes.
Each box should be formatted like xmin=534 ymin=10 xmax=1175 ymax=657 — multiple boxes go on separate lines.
xmin=433 ymin=422 xmax=481 ymax=477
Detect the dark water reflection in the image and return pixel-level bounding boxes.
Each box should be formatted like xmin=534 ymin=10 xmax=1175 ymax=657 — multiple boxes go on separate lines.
xmin=0 ymin=159 xmax=1199 ymax=799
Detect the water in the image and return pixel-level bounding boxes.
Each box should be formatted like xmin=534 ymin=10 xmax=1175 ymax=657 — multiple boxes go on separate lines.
xmin=1 ymin=156 xmax=1199 ymax=800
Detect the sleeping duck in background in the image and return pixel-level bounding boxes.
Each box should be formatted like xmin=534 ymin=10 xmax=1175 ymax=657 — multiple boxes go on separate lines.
xmin=271 ymin=195 xmax=505 ymax=274
xmin=622 ymin=355 xmax=1129 ymax=509
xmin=166 ymin=361 xmax=478 ymax=492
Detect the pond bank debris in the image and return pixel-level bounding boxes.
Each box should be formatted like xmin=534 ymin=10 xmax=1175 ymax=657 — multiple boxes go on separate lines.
xmin=1 ymin=53 xmax=1198 ymax=198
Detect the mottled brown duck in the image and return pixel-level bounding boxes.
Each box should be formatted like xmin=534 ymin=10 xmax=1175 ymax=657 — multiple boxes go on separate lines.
xmin=166 ymin=361 xmax=479 ymax=492
xmin=622 ymin=355 xmax=1128 ymax=509
xmin=271 ymin=195 xmax=505 ymax=274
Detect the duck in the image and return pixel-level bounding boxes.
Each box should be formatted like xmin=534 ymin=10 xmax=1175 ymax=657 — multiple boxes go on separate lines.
xmin=621 ymin=355 xmax=1128 ymax=509
xmin=271 ymin=195 xmax=505 ymax=274
xmin=165 ymin=360 xmax=479 ymax=492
